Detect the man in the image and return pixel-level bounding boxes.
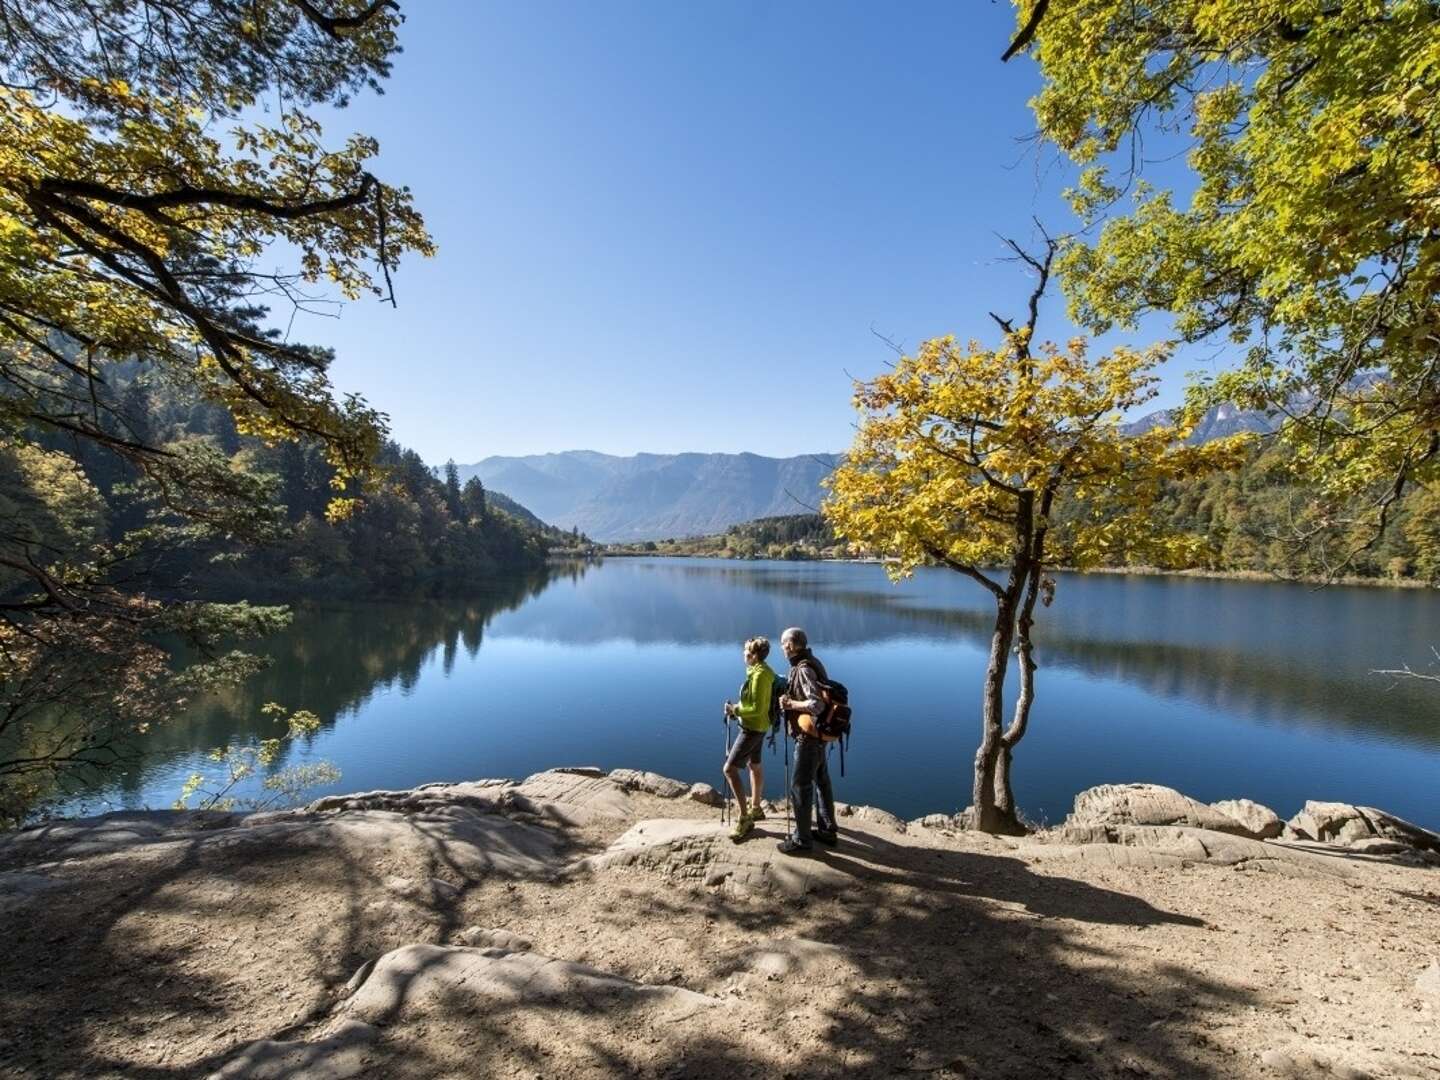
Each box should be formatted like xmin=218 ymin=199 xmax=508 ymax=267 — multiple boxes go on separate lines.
xmin=777 ymin=626 xmax=838 ymax=855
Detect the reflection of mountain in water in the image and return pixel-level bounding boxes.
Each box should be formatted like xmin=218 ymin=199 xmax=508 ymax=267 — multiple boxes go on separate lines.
xmin=53 ymin=557 xmax=1438 ymax=815
xmin=491 ymin=560 xmax=1440 ymax=753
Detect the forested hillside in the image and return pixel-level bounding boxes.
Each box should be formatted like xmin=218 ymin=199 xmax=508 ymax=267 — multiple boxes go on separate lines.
xmin=8 ymin=364 xmax=554 ymax=600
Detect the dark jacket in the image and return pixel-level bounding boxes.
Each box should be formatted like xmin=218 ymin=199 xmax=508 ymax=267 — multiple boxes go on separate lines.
xmin=786 ymin=649 xmax=828 ymax=726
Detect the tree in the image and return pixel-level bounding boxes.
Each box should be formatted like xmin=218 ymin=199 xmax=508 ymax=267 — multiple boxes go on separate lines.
xmin=0 ymin=0 xmax=431 ymax=820
xmin=824 ymin=241 xmax=1248 ymax=833
xmin=443 ymin=459 xmax=464 ymax=519
xmin=1006 ymin=0 xmax=1440 ymax=572
xmin=462 ymin=475 xmax=487 ymax=522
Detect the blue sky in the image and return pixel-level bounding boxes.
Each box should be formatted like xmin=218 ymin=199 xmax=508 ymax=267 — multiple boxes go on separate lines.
xmin=297 ymin=1 xmax=1199 ymax=463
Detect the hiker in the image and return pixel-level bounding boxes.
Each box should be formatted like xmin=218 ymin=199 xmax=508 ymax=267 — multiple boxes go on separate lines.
xmin=777 ymin=626 xmax=838 ymax=855
xmin=722 ymin=636 xmax=778 ymax=840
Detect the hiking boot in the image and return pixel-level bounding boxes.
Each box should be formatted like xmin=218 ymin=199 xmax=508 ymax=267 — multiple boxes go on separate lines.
xmin=747 ymin=806 xmax=767 ymax=822
xmin=813 ymin=828 xmax=838 ymax=847
xmin=776 ymin=836 xmax=812 ymax=856
xmin=730 ymin=816 xmax=755 ymax=842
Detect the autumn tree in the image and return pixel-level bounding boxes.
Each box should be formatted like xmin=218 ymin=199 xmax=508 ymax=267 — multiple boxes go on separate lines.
xmin=1004 ymin=0 xmax=1440 ymax=573
xmin=0 ymin=0 xmax=431 ymax=819
xmin=824 ymin=242 xmax=1248 ymax=834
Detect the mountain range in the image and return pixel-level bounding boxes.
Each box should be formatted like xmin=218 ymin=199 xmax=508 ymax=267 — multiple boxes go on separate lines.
xmin=457 ymin=402 xmax=1273 ymax=543
xmin=1120 ymin=401 xmax=1278 ymax=442
xmin=456 ymin=451 xmax=840 ymax=543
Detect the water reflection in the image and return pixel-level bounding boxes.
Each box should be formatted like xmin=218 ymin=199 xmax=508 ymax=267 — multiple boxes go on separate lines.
xmin=66 ymin=568 xmax=561 ymax=811
xmin=494 ymin=560 xmax=1440 ymax=752
xmin=44 ymin=557 xmax=1440 ymax=823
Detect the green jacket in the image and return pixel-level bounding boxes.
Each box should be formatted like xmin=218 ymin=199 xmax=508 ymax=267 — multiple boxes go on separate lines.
xmin=734 ymin=662 xmax=778 ymax=733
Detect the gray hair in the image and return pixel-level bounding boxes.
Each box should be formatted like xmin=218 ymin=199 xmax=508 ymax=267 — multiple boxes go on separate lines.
xmin=780 ymin=627 xmax=808 ymax=649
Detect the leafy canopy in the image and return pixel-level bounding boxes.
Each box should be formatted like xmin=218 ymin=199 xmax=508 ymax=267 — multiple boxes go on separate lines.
xmin=825 ymin=331 xmax=1250 ymax=580
xmin=1018 ymin=0 xmax=1440 ymax=554
xmin=0 ymin=0 xmax=433 ymax=497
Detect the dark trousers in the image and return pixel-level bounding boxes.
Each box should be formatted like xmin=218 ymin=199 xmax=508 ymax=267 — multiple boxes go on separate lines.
xmin=790 ymin=733 xmax=836 ymax=844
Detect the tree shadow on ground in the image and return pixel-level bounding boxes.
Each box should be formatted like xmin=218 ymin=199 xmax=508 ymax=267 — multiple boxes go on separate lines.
xmin=2 ymin=807 xmax=1258 ymax=1079
xmin=0 ymin=807 xmax=594 ymax=1079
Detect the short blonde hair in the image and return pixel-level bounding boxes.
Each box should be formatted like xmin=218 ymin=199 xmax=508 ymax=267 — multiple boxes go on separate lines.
xmin=744 ymin=636 xmax=770 ymax=662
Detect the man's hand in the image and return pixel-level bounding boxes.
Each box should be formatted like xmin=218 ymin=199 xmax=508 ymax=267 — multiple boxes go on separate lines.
xmin=723 ymin=701 xmax=736 ymax=718
xmin=779 ymin=695 xmax=793 ymax=710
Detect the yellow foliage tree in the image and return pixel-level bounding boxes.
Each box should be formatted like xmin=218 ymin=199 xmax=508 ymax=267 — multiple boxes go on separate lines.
xmin=0 ymin=1 xmax=433 ymax=504
xmin=1003 ymin=0 xmax=1440 ymax=573
xmin=0 ymin=2 xmax=431 ymax=819
xmin=825 ymin=242 xmax=1250 ymax=833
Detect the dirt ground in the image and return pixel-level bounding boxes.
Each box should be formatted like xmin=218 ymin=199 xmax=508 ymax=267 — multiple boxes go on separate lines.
xmin=1 ymin=771 xmax=1437 ymax=1079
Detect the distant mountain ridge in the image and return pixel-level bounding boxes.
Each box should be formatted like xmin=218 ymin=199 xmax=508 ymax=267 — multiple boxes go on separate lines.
xmin=1120 ymin=401 xmax=1279 ymax=442
xmin=456 ymin=451 xmax=840 ymax=542
xmin=460 ymin=406 xmax=1281 ymax=543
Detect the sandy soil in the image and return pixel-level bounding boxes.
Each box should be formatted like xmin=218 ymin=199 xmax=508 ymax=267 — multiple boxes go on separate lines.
xmin=1 ymin=771 xmax=1437 ymax=1080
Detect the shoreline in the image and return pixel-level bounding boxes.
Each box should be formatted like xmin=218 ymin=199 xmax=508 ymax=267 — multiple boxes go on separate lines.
xmin=595 ymin=549 xmax=1438 ymax=590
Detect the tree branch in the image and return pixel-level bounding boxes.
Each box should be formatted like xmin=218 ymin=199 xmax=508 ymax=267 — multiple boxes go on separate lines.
xmin=1001 ymin=0 xmax=1050 ymax=61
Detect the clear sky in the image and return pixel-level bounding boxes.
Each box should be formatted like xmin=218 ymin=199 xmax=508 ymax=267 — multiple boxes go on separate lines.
xmin=296 ymin=1 xmax=1196 ymax=464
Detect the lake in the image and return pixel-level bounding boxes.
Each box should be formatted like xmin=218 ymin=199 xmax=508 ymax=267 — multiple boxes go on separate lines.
xmin=47 ymin=558 xmax=1440 ymax=830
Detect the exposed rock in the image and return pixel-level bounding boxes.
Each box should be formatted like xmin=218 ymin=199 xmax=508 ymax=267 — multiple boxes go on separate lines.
xmin=220 ymin=806 xmax=562 ymax=885
xmin=909 ymin=812 xmax=971 ymax=832
xmin=208 ymin=1020 xmax=378 ymax=1079
xmin=606 ymin=768 xmax=690 ymax=799
xmin=1417 ymin=960 xmax=1440 ymax=1000
xmin=305 ymin=779 xmax=512 ymax=815
xmin=688 ymin=782 xmax=724 ymax=808
xmin=456 ymin=926 xmax=534 ymax=952
xmin=549 ymin=765 xmax=605 ymax=778
xmin=1286 ymin=801 xmax=1440 ymax=855
xmin=566 ymin=818 xmax=851 ymax=897
xmin=0 ymin=809 xmax=240 ymax=867
xmin=1212 ymin=798 xmax=1285 ymax=840
xmin=1068 ymin=783 xmax=1260 ymax=837
xmin=341 ymin=943 xmax=719 ymax=1024
xmin=838 ymin=803 xmax=908 ymax=832
xmin=1033 ymin=825 xmax=1356 ymax=878
xmin=509 ymin=770 xmax=633 ymax=824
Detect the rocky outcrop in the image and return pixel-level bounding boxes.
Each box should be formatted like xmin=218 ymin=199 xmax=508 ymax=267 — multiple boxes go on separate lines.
xmin=1036 ymin=824 xmax=1356 ymax=878
xmin=909 ymin=811 xmax=972 ymax=833
xmin=565 ymin=818 xmax=851 ymax=897
xmin=687 ymin=782 xmax=724 ymax=807
xmin=606 ymin=768 xmax=690 ymax=799
xmin=838 ymin=803 xmax=908 ymax=832
xmin=1067 ymin=784 xmax=1263 ymax=837
xmin=1285 ymin=801 xmax=1440 ymax=857
xmin=1211 ymin=798 xmax=1285 ymax=840
xmin=213 ymin=944 xmax=720 ymax=1079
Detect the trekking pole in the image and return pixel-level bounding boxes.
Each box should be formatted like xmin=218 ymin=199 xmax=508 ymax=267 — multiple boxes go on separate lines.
xmin=721 ymin=705 xmax=731 ymax=826
xmin=783 ymin=718 xmax=792 ymax=839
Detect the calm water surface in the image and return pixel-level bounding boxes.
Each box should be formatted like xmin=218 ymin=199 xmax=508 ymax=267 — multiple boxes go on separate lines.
xmin=55 ymin=558 xmax=1440 ymax=829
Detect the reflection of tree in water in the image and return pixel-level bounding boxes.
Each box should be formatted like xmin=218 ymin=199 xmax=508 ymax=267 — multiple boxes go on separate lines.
xmin=61 ymin=568 xmax=563 ymax=810
xmin=746 ymin=577 xmax=1440 ymax=753
xmin=519 ymin=560 xmax=1440 ymax=753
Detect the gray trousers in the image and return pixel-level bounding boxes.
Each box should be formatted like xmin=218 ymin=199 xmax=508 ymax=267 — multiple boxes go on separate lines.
xmin=790 ymin=734 xmax=836 ymax=843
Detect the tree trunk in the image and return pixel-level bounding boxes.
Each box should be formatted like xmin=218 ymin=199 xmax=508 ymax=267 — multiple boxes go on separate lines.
xmin=994 ymin=564 xmax=1038 ymax=823
xmin=970 ymin=592 xmax=1019 ymax=833
xmin=996 ymin=489 xmax=1052 ymax=827
xmin=971 ymin=492 xmax=1037 ymax=836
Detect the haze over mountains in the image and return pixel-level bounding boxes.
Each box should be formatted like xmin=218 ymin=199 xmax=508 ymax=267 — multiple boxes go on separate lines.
xmin=455 ymin=452 xmax=840 ymax=542
xmin=454 ymin=402 xmax=1273 ymax=542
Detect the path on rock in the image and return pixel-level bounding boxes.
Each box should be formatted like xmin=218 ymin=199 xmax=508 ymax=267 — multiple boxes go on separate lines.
xmin=0 ymin=768 xmax=1437 ymax=1079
